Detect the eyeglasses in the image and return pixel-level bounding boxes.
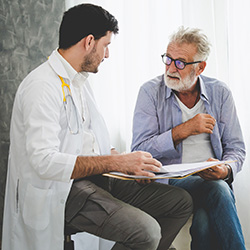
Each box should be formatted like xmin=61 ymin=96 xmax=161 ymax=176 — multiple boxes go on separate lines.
xmin=161 ymin=53 xmax=202 ymax=70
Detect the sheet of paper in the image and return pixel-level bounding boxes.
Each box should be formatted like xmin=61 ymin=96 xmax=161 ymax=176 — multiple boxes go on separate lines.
xmin=159 ymin=160 xmax=226 ymax=175
xmin=103 ymin=160 xmax=229 ymax=180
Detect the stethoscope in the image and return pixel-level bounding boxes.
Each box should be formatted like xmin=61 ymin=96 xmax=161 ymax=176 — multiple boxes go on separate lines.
xmin=58 ymin=75 xmax=80 ymax=134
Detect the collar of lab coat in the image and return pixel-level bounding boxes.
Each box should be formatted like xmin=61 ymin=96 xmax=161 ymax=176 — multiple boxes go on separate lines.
xmin=53 ymin=49 xmax=90 ymax=87
xmin=48 ymin=49 xmax=70 ymax=80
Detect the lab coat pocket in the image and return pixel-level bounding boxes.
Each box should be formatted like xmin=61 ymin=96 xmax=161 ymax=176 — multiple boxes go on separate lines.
xmin=22 ymin=183 xmax=52 ymax=230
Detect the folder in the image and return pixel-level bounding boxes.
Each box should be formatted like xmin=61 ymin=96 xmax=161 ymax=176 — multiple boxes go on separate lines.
xmin=103 ymin=160 xmax=235 ymax=180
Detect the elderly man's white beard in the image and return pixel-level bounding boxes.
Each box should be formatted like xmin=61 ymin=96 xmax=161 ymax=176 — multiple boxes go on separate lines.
xmin=164 ymin=68 xmax=197 ymax=92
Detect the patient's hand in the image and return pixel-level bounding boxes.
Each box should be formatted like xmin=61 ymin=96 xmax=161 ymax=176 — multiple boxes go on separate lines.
xmin=197 ymin=158 xmax=230 ymax=180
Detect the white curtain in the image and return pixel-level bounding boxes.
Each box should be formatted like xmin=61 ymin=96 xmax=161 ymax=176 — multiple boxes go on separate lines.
xmin=66 ymin=0 xmax=250 ymax=248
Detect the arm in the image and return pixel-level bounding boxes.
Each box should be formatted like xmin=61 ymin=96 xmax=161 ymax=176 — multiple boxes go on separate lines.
xmin=198 ymin=83 xmax=245 ymax=182
xmin=71 ymin=151 xmax=162 ymax=179
xmin=23 ymin=78 xmax=76 ymax=182
xmin=172 ymin=113 xmax=216 ymax=147
xmin=131 ymin=85 xmax=177 ymax=159
xmin=212 ymin=85 xmax=245 ymax=181
xmin=132 ymin=83 xmax=216 ymax=157
xmin=24 ymin=79 xmax=161 ymax=181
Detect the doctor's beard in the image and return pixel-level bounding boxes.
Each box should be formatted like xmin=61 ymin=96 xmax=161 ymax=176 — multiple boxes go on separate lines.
xmin=81 ymin=47 xmax=101 ymax=73
xmin=164 ymin=67 xmax=197 ymax=92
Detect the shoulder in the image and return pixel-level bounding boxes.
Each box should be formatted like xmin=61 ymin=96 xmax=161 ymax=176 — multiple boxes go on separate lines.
xmin=200 ymin=75 xmax=230 ymax=91
xmin=141 ymin=74 xmax=165 ymax=94
xmin=200 ymin=75 xmax=232 ymax=100
xmin=27 ymin=60 xmax=58 ymax=82
xmin=16 ymin=60 xmax=62 ymax=107
xmin=19 ymin=61 xmax=60 ymax=91
xmin=200 ymin=75 xmax=235 ymax=109
xmin=21 ymin=49 xmax=66 ymax=90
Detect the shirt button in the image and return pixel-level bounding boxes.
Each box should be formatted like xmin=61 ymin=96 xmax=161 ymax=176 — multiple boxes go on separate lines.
xmin=60 ymin=199 xmax=65 ymax=204
xmin=76 ymin=149 xmax=80 ymax=154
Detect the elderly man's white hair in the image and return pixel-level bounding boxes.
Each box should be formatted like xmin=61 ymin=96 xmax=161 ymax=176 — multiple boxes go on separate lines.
xmin=169 ymin=26 xmax=211 ymax=61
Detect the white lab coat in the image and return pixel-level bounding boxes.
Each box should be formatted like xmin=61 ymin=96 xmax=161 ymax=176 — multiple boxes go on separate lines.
xmin=2 ymin=50 xmax=111 ymax=250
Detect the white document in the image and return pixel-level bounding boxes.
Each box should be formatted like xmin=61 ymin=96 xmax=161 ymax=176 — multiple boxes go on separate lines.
xmin=104 ymin=160 xmax=230 ymax=180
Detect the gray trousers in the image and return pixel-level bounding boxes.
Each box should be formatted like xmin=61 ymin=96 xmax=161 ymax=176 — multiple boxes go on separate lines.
xmin=65 ymin=175 xmax=193 ymax=250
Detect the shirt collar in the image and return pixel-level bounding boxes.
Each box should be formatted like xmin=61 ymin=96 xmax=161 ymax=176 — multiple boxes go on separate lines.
xmin=164 ymin=75 xmax=209 ymax=101
xmin=199 ymin=76 xmax=209 ymax=101
xmin=163 ymin=74 xmax=175 ymax=100
xmin=54 ymin=49 xmax=89 ymax=85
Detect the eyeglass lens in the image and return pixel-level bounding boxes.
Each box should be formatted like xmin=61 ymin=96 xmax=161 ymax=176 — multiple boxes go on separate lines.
xmin=163 ymin=55 xmax=185 ymax=69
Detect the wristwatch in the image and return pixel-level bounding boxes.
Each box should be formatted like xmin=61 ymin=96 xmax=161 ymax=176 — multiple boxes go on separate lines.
xmin=223 ymin=164 xmax=231 ymax=181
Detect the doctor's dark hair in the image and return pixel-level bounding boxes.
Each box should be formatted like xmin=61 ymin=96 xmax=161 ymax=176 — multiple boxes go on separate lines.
xmin=59 ymin=3 xmax=119 ymax=49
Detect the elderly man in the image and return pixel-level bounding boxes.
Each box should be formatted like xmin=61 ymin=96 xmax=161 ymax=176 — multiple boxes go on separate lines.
xmin=131 ymin=27 xmax=246 ymax=250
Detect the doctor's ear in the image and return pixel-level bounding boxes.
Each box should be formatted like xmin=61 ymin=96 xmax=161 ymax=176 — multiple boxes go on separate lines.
xmin=82 ymin=34 xmax=95 ymax=51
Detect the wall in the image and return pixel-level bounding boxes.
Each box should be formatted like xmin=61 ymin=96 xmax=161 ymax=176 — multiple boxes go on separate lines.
xmin=0 ymin=0 xmax=64 ymax=244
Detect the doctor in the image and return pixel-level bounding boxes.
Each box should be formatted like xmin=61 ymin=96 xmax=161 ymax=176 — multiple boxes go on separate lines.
xmin=2 ymin=3 xmax=193 ymax=250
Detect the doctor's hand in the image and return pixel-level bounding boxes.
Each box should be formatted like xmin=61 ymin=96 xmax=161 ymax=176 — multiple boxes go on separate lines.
xmin=117 ymin=151 xmax=161 ymax=178
xmin=197 ymin=158 xmax=231 ymax=181
xmin=73 ymin=152 xmax=161 ymax=179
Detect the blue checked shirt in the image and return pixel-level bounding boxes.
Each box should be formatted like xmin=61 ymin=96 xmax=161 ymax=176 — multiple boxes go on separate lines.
xmin=131 ymin=74 xmax=245 ymax=180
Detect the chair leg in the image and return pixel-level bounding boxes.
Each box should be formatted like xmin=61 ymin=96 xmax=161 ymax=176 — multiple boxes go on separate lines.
xmin=64 ymin=235 xmax=75 ymax=250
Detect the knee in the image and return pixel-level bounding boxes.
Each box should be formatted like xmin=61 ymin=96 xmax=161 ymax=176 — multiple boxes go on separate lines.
xmin=125 ymin=211 xmax=161 ymax=249
xmin=205 ymin=180 xmax=234 ymax=202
